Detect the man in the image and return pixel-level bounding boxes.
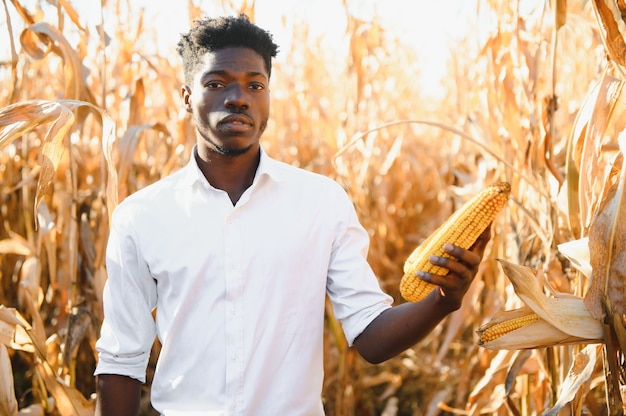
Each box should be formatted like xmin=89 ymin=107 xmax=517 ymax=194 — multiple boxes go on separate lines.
xmin=94 ymin=14 xmax=490 ymax=416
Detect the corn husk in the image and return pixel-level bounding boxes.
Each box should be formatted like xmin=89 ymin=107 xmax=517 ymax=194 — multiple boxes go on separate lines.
xmin=478 ymin=260 xmax=603 ymax=350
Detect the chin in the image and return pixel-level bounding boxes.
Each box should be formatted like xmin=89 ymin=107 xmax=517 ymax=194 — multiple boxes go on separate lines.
xmin=214 ymin=143 xmax=253 ymax=157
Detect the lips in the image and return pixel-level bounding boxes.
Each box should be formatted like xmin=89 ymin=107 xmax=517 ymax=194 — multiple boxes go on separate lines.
xmin=217 ymin=113 xmax=253 ymax=132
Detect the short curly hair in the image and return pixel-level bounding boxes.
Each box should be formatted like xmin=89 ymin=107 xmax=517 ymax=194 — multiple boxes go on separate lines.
xmin=177 ymin=14 xmax=279 ymax=85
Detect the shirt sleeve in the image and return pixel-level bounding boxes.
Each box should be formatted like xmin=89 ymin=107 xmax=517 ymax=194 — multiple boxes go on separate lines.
xmin=94 ymin=203 xmax=158 ymax=383
xmin=325 ymin=182 xmax=393 ymax=346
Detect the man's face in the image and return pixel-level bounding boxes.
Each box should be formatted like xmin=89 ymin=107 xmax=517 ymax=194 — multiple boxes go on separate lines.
xmin=182 ymin=47 xmax=270 ymax=157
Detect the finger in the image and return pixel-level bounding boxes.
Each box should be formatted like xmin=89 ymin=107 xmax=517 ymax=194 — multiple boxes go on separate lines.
xmin=417 ymin=266 xmax=468 ymax=299
xmin=416 ymin=268 xmax=454 ymax=288
xmin=443 ymin=244 xmax=482 ymax=268
xmin=416 ymin=254 xmax=470 ymax=283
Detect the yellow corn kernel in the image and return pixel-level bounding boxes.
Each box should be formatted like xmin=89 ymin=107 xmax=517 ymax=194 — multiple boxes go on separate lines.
xmin=478 ymin=313 xmax=540 ymax=344
xmin=400 ymin=182 xmax=511 ymax=302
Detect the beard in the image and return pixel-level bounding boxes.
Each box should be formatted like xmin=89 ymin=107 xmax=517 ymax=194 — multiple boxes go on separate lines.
xmin=210 ymin=140 xmax=252 ymax=157
xmin=196 ymin=115 xmax=267 ymax=158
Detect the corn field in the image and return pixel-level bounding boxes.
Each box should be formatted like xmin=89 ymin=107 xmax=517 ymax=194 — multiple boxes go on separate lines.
xmin=0 ymin=0 xmax=625 ymax=415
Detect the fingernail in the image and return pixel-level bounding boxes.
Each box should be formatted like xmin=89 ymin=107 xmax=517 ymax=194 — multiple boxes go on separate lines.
xmin=443 ymin=243 xmax=454 ymax=252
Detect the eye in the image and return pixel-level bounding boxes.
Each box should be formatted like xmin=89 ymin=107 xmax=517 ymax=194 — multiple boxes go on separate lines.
xmin=249 ymin=83 xmax=265 ymax=91
xmin=205 ymin=81 xmax=224 ymax=89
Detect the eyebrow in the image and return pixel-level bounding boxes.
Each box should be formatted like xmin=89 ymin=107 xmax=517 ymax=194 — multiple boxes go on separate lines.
xmin=200 ymin=70 xmax=267 ymax=84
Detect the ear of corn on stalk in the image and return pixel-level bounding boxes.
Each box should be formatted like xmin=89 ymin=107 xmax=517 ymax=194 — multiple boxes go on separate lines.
xmin=478 ymin=312 xmax=540 ymax=343
xmin=477 ymin=306 xmax=603 ymax=350
xmin=400 ymin=182 xmax=511 ymax=302
xmin=496 ymin=259 xmax=604 ymax=340
xmin=477 ymin=260 xmax=604 ymax=350
xmin=476 ymin=308 xmax=599 ymax=349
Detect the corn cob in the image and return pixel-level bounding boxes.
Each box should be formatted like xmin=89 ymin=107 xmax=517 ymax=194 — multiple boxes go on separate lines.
xmin=400 ymin=182 xmax=511 ymax=302
xmin=477 ymin=312 xmax=539 ymax=344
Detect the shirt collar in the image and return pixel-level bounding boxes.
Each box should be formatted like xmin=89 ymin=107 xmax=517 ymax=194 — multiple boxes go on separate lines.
xmin=177 ymin=145 xmax=284 ymax=189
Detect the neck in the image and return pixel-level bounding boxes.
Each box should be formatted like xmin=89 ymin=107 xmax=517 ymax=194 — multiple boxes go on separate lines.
xmin=195 ymin=146 xmax=260 ymax=205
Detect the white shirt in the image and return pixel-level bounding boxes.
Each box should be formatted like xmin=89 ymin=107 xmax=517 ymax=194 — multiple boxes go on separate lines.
xmin=94 ymin=147 xmax=393 ymax=415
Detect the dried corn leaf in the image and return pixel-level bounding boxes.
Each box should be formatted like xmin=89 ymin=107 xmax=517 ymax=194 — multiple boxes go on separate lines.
xmin=504 ymin=349 xmax=533 ymax=395
xmin=0 ymin=236 xmax=34 ymax=257
xmin=467 ymin=349 xmax=515 ymax=413
xmin=57 ymin=0 xmax=86 ymax=32
xmin=557 ymin=237 xmax=592 ymax=279
xmin=592 ymin=0 xmax=626 ymax=74
xmin=11 ymin=325 xmax=34 ymax=354
xmin=116 ymin=123 xmax=170 ymax=200
xmin=0 ymin=306 xmax=44 ymax=362
xmin=0 ymin=99 xmax=117 ymax=221
xmin=0 ymin=101 xmax=65 ymax=148
xmin=79 ymin=213 xmax=97 ymax=269
xmin=555 ymin=0 xmax=568 ymax=29
xmin=18 ymin=257 xmax=43 ymax=310
xmin=0 ymin=306 xmax=30 ymax=330
xmin=19 ymin=22 xmax=87 ymax=100
xmin=36 ymin=361 xmax=93 ymax=415
xmin=543 ymin=344 xmax=602 ymax=415
xmin=0 ymin=317 xmax=33 ymax=354
xmin=578 ymin=73 xmax=624 ymax=232
xmin=128 ymin=78 xmax=146 ymax=127
xmin=584 ymin=130 xmax=626 ymax=323
xmin=0 ymin=100 xmax=73 ymax=228
xmin=37 ymin=200 xmax=59 ymax=290
xmin=16 ymin=286 xmax=46 ymax=359
xmin=0 ymin=344 xmax=18 ymax=416
xmin=0 ymin=307 xmax=92 ymax=413
xmin=0 ymin=320 xmax=13 ymax=347
xmin=16 ymin=404 xmax=44 ymax=416
xmin=7 ymin=0 xmax=36 ymax=25
xmin=62 ymin=307 xmax=94 ymax=367
xmin=35 ymin=200 xmax=55 ymax=235
xmin=564 ymin=80 xmax=600 ymax=238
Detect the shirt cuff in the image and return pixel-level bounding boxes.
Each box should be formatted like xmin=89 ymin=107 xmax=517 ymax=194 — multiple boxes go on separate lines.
xmin=93 ymin=351 xmax=150 ymax=383
xmin=343 ymin=300 xmax=392 ymax=346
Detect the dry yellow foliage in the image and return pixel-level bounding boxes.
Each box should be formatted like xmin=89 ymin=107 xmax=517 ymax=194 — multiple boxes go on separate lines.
xmin=0 ymin=0 xmax=624 ymax=415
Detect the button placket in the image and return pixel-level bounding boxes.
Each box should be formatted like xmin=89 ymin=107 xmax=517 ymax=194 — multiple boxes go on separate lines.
xmin=223 ymin=213 xmax=244 ymax=414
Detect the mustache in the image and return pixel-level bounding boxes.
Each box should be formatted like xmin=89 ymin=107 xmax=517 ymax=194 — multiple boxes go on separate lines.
xmin=218 ymin=112 xmax=253 ymax=125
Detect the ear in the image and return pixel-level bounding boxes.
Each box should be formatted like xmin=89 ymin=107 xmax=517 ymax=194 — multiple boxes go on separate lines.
xmin=181 ymin=85 xmax=192 ymax=113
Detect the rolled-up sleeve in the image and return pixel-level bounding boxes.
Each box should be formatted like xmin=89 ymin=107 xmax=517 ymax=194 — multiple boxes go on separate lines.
xmin=325 ymin=183 xmax=393 ymax=346
xmin=94 ymin=205 xmax=158 ymax=383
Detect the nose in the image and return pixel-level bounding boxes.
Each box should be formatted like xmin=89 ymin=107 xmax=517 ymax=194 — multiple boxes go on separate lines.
xmin=224 ymin=84 xmax=248 ymax=110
